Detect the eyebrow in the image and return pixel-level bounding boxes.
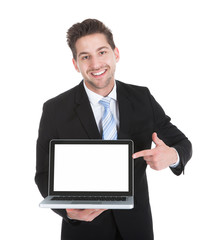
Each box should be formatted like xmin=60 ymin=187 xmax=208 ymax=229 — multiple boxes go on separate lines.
xmin=78 ymin=46 xmax=110 ymax=58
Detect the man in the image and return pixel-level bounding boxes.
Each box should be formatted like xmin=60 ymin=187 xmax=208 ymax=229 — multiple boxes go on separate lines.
xmin=35 ymin=19 xmax=192 ymax=240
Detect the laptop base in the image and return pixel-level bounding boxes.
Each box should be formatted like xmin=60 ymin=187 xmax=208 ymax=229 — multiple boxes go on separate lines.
xmin=39 ymin=196 xmax=134 ymax=209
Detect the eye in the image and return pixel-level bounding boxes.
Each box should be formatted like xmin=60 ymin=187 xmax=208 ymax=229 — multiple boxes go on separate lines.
xmin=99 ymin=51 xmax=107 ymax=56
xmin=81 ymin=55 xmax=89 ymax=60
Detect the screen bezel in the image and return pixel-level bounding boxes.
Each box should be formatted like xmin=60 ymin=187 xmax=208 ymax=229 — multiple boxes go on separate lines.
xmin=48 ymin=139 xmax=134 ymax=196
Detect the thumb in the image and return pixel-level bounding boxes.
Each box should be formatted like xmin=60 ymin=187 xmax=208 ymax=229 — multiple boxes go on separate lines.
xmin=152 ymin=132 xmax=163 ymax=146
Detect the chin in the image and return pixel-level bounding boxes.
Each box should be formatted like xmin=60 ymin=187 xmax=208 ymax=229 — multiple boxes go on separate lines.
xmin=88 ymin=77 xmax=113 ymax=89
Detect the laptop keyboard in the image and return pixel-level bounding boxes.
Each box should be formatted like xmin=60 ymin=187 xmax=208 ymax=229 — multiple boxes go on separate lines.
xmin=51 ymin=196 xmax=126 ymax=201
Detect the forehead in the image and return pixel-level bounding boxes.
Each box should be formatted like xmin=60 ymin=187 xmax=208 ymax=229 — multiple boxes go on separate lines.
xmin=75 ymin=33 xmax=111 ymax=55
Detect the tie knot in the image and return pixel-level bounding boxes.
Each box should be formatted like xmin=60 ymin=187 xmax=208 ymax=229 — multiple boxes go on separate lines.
xmin=99 ymin=97 xmax=111 ymax=109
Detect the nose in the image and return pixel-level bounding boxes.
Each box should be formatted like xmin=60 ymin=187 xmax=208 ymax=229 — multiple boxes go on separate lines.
xmin=89 ymin=56 xmax=102 ymax=70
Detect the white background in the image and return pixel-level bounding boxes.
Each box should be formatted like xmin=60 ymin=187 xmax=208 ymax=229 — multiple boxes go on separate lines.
xmin=1 ymin=0 xmax=218 ymax=239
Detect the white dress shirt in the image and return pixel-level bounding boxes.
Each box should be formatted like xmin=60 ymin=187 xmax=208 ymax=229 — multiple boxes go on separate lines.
xmin=83 ymin=80 xmax=179 ymax=168
xmin=83 ymin=81 xmax=119 ymax=137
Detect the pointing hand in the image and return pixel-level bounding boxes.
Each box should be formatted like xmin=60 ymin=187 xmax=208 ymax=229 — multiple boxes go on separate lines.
xmin=133 ymin=132 xmax=178 ymax=171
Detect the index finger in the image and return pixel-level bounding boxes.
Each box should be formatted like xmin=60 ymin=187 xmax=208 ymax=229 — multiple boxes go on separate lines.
xmin=132 ymin=149 xmax=154 ymax=159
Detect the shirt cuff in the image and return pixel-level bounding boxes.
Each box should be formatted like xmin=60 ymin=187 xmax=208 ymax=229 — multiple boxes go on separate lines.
xmin=169 ymin=148 xmax=180 ymax=168
xmin=67 ymin=215 xmax=73 ymax=220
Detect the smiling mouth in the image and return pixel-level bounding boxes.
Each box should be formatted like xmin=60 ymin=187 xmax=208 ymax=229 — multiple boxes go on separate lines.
xmin=91 ymin=69 xmax=107 ymax=77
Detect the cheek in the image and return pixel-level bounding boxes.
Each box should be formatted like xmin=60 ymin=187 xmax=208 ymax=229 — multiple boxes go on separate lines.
xmin=77 ymin=64 xmax=87 ymax=74
xmin=105 ymin=57 xmax=116 ymax=68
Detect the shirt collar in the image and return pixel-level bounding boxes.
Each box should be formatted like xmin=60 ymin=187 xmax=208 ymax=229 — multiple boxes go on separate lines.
xmin=83 ymin=80 xmax=117 ymax=106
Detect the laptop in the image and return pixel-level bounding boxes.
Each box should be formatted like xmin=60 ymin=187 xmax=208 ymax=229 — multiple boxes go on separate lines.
xmin=39 ymin=139 xmax=134 ymax=209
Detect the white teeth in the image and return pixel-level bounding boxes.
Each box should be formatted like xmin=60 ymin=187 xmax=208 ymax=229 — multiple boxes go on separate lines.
xmin=92 ymin=70 xmax=106 ymax=76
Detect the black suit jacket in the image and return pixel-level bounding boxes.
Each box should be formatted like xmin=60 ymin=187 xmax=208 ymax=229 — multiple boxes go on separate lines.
xmin=35 ymin=80 xmax=192 ymax=240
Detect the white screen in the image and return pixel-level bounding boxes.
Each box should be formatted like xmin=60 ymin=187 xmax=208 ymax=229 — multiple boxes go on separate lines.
xmin=54 ymin=144 xmax=129 ymax=192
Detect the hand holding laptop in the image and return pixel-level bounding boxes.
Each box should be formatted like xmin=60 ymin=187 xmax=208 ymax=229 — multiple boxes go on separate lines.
xmin=66 ymin=209 xmax=107 ymax=222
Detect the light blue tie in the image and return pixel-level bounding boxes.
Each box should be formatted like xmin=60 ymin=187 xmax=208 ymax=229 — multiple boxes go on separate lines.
xmin=99 ymin=97 xmax=117 ymax=140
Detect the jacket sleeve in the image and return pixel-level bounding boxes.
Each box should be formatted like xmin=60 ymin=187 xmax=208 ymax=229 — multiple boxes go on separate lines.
xmin=149 ymin=92 xmax=192 ymax=175
xmin=35 ymin=101 xmax=78 ymax=224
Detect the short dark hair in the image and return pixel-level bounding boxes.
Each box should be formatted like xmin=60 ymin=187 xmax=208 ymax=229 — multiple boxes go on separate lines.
xmin=66 ymin=19 xmax=116 ymax=60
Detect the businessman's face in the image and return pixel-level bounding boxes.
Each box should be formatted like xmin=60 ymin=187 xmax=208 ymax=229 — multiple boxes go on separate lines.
xmin=73 ymin=33 xmax=120 ymax=96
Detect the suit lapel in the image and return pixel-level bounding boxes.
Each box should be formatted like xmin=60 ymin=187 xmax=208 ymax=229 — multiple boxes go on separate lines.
xmin=75 ymin=82 xmax=101 ymax=139
xmin=116 ymin=81 xmax=134 ymax=139
xmin=74 ymin=80 xmax=133 ymax=140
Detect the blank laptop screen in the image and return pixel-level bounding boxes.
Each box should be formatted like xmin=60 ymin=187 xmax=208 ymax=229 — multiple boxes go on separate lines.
xmin=53 ymin=144 xmax=129 ymax=192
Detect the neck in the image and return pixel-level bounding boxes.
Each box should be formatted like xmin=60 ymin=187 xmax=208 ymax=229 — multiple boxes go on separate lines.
xmin=84 ymin=80 xmax=115 ymax=97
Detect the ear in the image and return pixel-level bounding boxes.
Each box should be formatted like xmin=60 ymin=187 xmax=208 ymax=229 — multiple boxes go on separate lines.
xmin=114 ymin=47 xmax=120 ymax=63
xmin=72 ymin=58 xmax=80 ymax=72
